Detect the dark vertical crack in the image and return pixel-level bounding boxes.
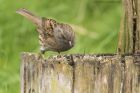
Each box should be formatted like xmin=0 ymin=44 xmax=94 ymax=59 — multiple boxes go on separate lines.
xmin=132 ymin=0 xmax=137 ymax=53
xmin=120 ymin=55 xmax=125 ymax=93
xmin=133 ymin=17 xmax=137 ymax=53
xmin=70 ymin=55 xmax=75 ymax=93
xmin=24 ymin=62 xmax=27 ymax=93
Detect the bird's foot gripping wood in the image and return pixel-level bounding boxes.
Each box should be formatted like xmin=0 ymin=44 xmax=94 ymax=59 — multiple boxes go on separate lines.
xmin=37 ymin=52 xmax=45 ymax=60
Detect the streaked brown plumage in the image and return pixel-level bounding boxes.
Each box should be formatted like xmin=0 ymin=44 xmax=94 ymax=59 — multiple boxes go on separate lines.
xmin=16 ymin=8 xmax=75 ymax=54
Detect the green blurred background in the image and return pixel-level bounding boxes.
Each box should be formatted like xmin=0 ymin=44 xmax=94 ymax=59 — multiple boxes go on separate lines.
xmin=0 ymin=0 xmax=121 ymax=93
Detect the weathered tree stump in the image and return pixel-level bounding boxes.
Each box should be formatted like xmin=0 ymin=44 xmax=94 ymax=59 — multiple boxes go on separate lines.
xmin=21 ymin=0 xmax=140 ymax=93
xmin=21 ymin=53 xmax=140 ymax=93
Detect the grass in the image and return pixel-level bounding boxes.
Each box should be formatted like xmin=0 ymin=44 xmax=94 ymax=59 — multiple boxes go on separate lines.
xmin=0 ymin=0 xmax=121 ymax=93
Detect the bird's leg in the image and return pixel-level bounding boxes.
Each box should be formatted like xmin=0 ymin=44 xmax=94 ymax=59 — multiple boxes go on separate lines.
xmin=57 ymin=51 xmax=62 ymax=58
xmin=37 ymin=50 xmax=45 ymax=60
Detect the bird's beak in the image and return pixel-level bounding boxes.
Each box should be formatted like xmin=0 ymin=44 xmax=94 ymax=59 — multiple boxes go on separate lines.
xmin=16 ymin=8 xmax=42 ymax=27
xmin=69 ymin=41 xmax=72 ymax=47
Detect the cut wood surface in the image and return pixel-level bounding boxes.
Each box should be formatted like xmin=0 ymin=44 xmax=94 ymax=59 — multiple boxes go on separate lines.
xmin=21 ymin=52 xmax=140 ymax=93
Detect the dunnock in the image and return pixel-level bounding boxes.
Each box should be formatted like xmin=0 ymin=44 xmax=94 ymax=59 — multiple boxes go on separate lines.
xmin=16 ymin=8 xmax=75 ymax=54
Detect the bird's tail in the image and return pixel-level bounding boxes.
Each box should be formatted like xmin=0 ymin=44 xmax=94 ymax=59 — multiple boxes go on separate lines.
xmin=16 ymin=8 xmax=41 ymax=27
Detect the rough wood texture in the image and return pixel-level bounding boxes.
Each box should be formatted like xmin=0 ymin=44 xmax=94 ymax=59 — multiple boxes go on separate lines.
xmin=136 ymin=0 xmax=140 ymax=52
xmin=118 ymin=0 xmax=140 ymax=54
xmin=21 ymin=53 xmax=140 ymax=93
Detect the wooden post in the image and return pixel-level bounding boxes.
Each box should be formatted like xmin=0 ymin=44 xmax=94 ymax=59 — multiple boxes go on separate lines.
xmin=21 ymin=0 xmax=140 ymax=93
xmin=21 ymin=53 xmax=140 ymax=93
xmin=118 ymin=0 xmax=140 ymax=54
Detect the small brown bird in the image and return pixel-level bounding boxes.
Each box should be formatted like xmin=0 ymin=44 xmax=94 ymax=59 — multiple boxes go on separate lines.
xmin=16 ymin=8 xmax=75 ymax=54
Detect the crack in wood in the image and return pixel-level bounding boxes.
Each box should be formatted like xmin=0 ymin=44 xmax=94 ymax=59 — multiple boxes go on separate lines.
xmin=21 ymin=53 xmax=140 ymax=93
